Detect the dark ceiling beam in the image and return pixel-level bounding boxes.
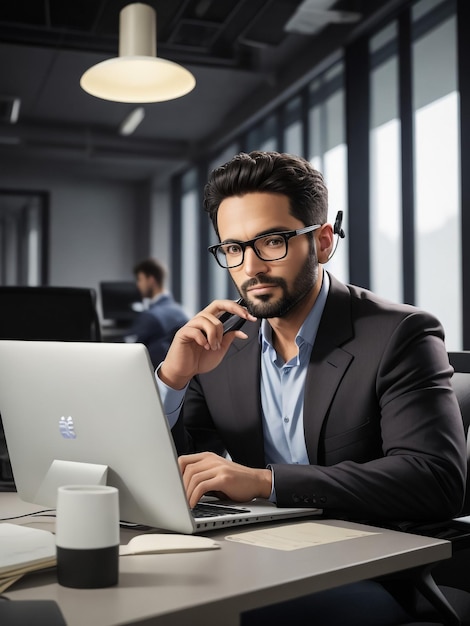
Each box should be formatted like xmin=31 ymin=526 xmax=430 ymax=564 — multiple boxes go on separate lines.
xmin=0 ymin=24 xmax=117 ymax=54
xmin=0 ymin=24 xmax=246 ymax=69
xmin=0 ymin=121 xmax=194 ymax=162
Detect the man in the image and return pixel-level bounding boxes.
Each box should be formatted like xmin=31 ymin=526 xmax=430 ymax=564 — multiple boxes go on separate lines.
xmin=158 ymin=150 xmax=465 ymax=520
xmin=155 ymin=151 xmax=466 ymax=623
xmin=125 ymin=258 xmax=188 ymax=368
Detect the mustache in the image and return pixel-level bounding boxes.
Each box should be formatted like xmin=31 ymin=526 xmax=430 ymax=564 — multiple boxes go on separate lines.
xmin=241 ymin=275 xmax=285 ymax=291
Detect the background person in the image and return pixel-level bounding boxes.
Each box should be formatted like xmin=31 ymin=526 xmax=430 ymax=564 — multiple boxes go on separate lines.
xmin=124 ymin=258 xmax=188 ymax=368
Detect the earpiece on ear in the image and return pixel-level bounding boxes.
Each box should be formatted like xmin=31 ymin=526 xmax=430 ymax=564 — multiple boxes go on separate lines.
xmin=333 ymin=211 xmax=345 ymax=239
xmin=327 ymin=211 xmax=346 ymax=262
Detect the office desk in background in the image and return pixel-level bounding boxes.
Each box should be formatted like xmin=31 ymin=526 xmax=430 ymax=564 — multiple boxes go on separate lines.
xmin=0 ymin=493 xmax=451 ymax=626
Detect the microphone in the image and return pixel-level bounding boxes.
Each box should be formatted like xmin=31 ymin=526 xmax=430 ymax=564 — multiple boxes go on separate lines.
xmin=328 ymin=211 xmax=345 ymax=261
xmin=333 ymin=211 xmax=345 ymax=239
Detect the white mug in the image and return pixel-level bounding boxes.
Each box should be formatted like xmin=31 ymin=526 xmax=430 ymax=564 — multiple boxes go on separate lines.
xmin=56 ymin=485 xmax=119 ymax=588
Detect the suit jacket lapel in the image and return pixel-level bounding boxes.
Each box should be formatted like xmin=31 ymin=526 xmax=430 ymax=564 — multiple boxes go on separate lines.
xmin=222 ymin=321 xmax=265 ymax=466
xmin=303 ymin=274 xmax=354 ymax=464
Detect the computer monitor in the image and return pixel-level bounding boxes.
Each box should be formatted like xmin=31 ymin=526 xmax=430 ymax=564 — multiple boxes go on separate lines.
xmin=0 ymin=340 xmax=194 ymax=532
xmin=0 ymin=286 xmax=101 ymax=341
xmin=99 ymin=281 xmax=142 ymax=326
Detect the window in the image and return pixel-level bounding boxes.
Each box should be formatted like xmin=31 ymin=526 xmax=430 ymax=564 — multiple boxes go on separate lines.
xmin=369 ymin=23 xmax=403 ymax=302
xmin=283 ymin=97 xmax=303 ymax=154
xmin=308 ymin=62 xmax=348 ymax=282
xmin=245 ymin=115 xmax=278 ymax=152
xmin=207 ymin=144 xmax=240 ymax=302
xmin=412 ymin=0 xmax=461 ymax=349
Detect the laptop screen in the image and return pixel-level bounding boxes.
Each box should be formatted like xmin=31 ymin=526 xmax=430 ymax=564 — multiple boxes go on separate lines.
xmin=0 ymin=340 xmax=197 ymax=533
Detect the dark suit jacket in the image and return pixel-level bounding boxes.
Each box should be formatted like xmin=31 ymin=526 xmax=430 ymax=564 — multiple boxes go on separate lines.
xmin=173 ymin=273 xmax=467 ymax=523
xmin=126 ymin=294 xmax=188 ymax=368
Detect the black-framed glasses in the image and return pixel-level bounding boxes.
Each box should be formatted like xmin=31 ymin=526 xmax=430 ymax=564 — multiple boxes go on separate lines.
xmin=208 ymin=224 xmax=321 ymax=269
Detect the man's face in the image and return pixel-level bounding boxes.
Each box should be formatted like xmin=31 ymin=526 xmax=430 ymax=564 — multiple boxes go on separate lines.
xmin=217 ymin=192 xmax=319 ymax=318
xmin=136 ymin=272 xmax=154 ymax=299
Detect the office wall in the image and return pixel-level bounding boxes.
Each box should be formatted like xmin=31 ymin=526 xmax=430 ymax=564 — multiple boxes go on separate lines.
xmin=0 ymin=160 xmax=172 ymax=318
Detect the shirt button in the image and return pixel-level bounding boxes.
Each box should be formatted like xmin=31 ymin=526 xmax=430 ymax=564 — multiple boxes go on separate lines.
xmin=283 ymin=417 xmax=289 ymax=423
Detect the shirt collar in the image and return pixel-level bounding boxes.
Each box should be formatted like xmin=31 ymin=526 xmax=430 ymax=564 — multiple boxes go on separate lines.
xmin=260 ymin=271 xmax=330 ymax=352
xmin=149 ymin=292 xmax=166 ymax=304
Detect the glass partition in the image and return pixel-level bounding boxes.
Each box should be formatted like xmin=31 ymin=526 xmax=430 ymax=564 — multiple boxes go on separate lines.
xmin=369 ymin=22 xmax=403 ymax=302
xmin=412 ymin=0 xmax=461 ymax=349
xmin=308 ymin=62 xmax=348 ymax=282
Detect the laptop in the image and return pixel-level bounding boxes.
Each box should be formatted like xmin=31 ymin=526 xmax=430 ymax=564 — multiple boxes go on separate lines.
xmin=0 ymin=340 xmax=320 ymax=534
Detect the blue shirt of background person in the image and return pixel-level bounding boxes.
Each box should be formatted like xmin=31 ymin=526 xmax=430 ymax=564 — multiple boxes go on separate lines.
xmin=124 ymin=258 xmax=189 ymax=369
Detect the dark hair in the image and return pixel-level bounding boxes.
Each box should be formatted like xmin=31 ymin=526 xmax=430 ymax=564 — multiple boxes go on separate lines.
xmin=133 ymin=258 xmax=166 ymax=287
xmin=203 ymin=151 xmax=328 ymax=236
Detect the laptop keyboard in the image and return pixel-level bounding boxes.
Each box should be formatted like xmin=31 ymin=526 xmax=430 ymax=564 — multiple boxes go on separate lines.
xmin=192 ymin=502 xmax=251 ymax=518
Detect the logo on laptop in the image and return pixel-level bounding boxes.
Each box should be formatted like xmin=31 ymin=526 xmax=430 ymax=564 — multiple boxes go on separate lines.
xmin=59 ymin=416 xmax=76 ymax=439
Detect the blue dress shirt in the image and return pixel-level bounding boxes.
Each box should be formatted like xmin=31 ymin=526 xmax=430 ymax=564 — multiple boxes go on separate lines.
xmin=260 ymin=271 xmax=329 ymax=466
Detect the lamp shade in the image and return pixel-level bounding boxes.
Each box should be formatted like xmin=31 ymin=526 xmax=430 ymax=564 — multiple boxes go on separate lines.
xmin=80 ymin=3 xmax=196 ymax=103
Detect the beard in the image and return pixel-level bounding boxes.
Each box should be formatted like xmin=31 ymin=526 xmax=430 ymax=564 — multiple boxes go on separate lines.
xmin=236 ymin=252 xmax=319 ymax=319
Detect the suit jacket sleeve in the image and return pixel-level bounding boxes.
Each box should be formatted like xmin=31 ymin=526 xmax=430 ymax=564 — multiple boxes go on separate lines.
xmin=273 ymin=306 xmax=466 ymax=523
xmin=176 ymin=276 xmax=467 ymax=524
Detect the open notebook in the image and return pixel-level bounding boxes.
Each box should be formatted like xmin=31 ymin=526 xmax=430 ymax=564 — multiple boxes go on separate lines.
xmin=0 ymin=524 xmax=56 ymax=593
xmin=0 ymin=340 xmax=320 ymax=534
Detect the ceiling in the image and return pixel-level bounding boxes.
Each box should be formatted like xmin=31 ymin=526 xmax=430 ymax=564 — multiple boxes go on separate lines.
xmin=0 ymin=0 xmax=401 ymax=189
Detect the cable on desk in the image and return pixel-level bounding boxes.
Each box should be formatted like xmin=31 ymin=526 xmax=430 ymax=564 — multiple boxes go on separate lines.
xmin=0 ymin=510 xmax=156 ymax=531
xmin=0 ymin=510 xmax=56 ymax=521
xmin=119 ymin=521 xmax=154 ymax=531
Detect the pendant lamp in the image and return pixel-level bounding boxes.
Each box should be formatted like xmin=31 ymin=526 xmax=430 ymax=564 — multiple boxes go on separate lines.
xmin=80 ymin=3 xmax=196 ymax=103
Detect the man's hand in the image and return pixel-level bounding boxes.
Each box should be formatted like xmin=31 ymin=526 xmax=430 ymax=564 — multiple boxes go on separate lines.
xmin=158 ymin=300 xmax=256 ymax=389
xmin=178 ymin=452 xmax=273 ymax=508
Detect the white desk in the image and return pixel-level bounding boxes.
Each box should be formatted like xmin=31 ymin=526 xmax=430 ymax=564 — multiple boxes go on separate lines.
xmin=1 ymin=493 xmax=451 ymax=626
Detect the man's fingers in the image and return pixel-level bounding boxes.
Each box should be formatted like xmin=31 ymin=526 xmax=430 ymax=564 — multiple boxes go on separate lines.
xmin=178 ymin=453 xmax=223 ymax=507
xmin=186 ymin=472 xmax=219 ymax=508
xmin=178 ymin=452 xmax=207 ymax=473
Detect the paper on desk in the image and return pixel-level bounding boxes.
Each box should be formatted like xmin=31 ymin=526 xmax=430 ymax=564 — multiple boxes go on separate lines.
xmin=0 ymin=573 xmax=24 ymax=594
xmin=0 ymin=524 xmax=57 ymax=592
xmin=0 ymin=524 xmax=56 ymax=574
xmin=0 ymin=564 xmax=57 ymax=594
xmin=225 ymin=521 xmax=378 ymax=551
xmin=120 ymin=534 xmax=220 ymax=555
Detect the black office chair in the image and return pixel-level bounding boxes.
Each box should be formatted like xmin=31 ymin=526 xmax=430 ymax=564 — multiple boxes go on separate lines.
xmin=389 ymin=351 xmax=470 ymax=626
xmin=0 ymin=286 xmax=102 ymax=490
